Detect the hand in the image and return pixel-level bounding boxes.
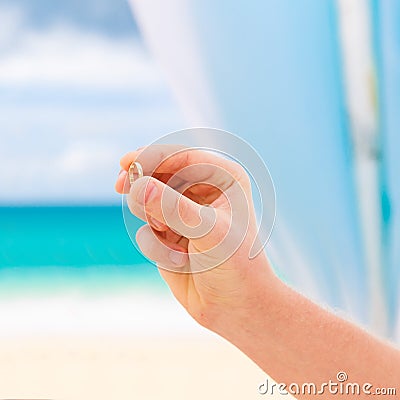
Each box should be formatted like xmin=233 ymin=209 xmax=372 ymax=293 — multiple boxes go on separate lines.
xmin=115 ymin=145 xmax=278 ymax=331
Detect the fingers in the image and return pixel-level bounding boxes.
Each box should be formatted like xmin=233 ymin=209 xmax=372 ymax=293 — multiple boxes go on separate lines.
xmin=136 ymin=225 xmax=189 ymax=269
xmin=128 ymin=176 xmax=217 ymax=240
xmin=115 ymin=169 xmax=129 ymax=194
xmin=115 ymin=164 xmax=185 ymax=195
xmin=148 ymin=216 xmax=168 ymax=232
xmin=116 ymin=145 xmax=251 ymax=200
xmin=120 ymin=145 xmax=185 ymax=173
xmin=119 ymin=145 xmax=247 ymax=186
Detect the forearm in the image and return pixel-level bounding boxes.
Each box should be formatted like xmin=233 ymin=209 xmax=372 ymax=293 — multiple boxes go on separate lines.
xmin=212 ymin=272 xmax=400 ymax=399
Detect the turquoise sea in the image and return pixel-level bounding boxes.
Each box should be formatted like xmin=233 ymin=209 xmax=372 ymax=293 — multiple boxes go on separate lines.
xmin=0 ymin=206 xmax=164 ymax=298
xmin=0 ymin=207 xmax=199 ymax=337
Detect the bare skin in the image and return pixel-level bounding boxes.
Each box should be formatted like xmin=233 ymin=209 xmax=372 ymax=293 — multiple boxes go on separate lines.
xmin=115 ymin=145 xmax=400 ymax=399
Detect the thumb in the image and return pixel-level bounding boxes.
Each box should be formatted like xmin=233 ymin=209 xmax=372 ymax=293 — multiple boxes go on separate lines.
xmin=128 ymin=176 xmax=217 ymax=240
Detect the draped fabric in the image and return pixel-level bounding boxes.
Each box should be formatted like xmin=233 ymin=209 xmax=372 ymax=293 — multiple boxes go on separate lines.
xmin=129 ymin=0 xmax=400 ymax=339
xmin=378 ymin=1 xmax=400 ymax=340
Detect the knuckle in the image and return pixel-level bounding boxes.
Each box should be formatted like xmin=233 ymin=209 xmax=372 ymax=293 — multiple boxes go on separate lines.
xmin=159 ymin=190 xmax=177 ymax=222
xmin=223 ymin=159 xmax=251 ymax=190
xmin=178 ymin=197 xmax=194 ymax=225
xmin=234 ymin=163 xmax=251 ymax=187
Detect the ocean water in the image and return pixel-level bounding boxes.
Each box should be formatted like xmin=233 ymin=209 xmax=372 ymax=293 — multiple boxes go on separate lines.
xmin=0 ymin=206 xmax=164 ymax=297
xmin=0 ymin=206 xmax=202 ymax=337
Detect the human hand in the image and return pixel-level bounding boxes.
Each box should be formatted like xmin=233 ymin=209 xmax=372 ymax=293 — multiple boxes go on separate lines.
xmin=115 ymin=145 xmax=278 ymax=332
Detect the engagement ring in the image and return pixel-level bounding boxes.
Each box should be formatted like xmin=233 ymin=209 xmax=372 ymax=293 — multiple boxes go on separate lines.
xmin=128 ymin=161 xmax=144 ymax=184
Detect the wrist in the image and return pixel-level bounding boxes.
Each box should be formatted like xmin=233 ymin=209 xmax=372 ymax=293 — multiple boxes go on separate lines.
xmin=207 ymin=257 xmax=286 ymax=343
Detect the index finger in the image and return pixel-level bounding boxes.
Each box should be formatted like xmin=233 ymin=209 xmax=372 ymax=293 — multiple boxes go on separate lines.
xmin=120 ymin=144 xmax=246 ymax=183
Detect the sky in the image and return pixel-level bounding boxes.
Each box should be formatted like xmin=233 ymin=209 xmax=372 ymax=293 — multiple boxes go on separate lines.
xmin=0 ymin=0 xmax=184 ymax=204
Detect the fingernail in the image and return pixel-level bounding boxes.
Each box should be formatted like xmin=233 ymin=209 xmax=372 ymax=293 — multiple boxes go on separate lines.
xmin=149 ymin=217 xmax=164 ymax=231
xmin=169 ymin=251 xmax=185 ymax=266
xmin=119 ymin=170 xmax=129 ymax=189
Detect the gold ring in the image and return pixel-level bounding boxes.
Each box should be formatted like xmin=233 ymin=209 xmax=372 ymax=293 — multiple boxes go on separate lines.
xmin=128 ymin=161 xmax=144 ymax=184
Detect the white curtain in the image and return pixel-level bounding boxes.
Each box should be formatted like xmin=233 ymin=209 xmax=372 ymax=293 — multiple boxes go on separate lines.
xmin=129 ymin=0 xmax=400 ymax=339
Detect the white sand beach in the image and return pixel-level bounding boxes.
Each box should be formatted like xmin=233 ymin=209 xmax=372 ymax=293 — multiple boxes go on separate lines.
xmin=0 ymin=335 xmax=290 ymax=400
xmin=0 ymin=293 xmax=292 ymax=399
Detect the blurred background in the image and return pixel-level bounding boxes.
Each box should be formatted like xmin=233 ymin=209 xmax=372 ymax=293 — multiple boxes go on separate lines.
xmin=0 ymin=0 xmax=399 ymax=398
